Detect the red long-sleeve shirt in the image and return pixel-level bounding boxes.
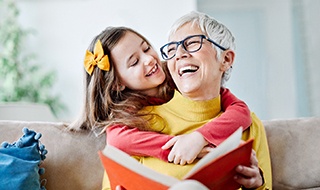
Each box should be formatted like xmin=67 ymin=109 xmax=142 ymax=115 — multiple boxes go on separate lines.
xmin=107 ymin=88 xmax=251 ymax=161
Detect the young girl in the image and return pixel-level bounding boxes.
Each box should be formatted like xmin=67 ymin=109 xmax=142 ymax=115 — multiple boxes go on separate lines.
xmin=71 ymin=26 xmax=251 ymax=164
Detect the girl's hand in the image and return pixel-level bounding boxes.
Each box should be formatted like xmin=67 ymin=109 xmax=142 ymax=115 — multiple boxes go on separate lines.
xmin=197 ymin=146 xmax=213 ymax=158
xmin=116 ymin=185 xmax=125 ymax=190
xmin=234 ymin=150 xmax=264 ymax=188
xmin=162 ymin=132 xmax=208 ymax=165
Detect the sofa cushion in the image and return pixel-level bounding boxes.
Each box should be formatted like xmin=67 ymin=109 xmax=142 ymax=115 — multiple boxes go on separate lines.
xmin=263 ymin=117 xmax=320 ymax=190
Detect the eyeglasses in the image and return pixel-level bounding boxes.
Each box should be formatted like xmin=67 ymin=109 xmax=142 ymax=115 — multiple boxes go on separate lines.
xmin=160 ymin=34 xmax=227 ymax=60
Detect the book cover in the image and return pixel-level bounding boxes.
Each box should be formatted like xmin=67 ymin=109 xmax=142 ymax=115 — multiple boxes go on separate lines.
xmin=99 ymin=127 xmax=253 ymax=190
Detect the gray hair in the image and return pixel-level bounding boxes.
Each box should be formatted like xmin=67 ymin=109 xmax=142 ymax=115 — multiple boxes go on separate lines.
xmin=168 ymin=11 xmax=235 ymax=87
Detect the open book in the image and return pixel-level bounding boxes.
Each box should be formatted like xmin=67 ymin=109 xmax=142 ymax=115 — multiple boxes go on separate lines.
xmin=99 ymin=127 xmax=253 ymax=190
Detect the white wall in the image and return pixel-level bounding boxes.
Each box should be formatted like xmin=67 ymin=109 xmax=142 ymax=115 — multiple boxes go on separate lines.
xmin=17 ymin=0 xmax=196 ymax=121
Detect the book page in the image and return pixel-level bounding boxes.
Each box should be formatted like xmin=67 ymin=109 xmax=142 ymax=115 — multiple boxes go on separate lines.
xmin=103 ymin=145 xmax=180 ymax=187
xmin=184 ymin=127 xmax=242 ymax=178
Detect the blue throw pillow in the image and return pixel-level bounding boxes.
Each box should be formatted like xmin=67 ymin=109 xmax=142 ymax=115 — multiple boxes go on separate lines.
xmin=0 ymin=128 xmax=48 ymax=190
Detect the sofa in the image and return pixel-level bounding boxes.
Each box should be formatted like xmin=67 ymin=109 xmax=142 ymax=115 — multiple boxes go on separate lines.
xmin=0 ymin=117 xmax=320 ymax=190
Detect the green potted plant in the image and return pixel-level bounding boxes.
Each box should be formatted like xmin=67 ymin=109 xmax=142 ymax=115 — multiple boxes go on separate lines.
xmin=0 ymin=0 xmax=65 ymax=117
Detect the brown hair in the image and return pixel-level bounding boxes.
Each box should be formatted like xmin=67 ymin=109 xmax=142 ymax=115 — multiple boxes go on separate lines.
xmin=69 ymin=26 xmax=174 ymax=133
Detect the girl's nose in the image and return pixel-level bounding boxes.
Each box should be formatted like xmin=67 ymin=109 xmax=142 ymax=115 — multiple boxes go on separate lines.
xmin=143 ymin=55 xmax=154 ymax=66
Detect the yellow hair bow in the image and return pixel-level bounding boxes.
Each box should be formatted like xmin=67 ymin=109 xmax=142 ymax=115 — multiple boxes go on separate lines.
xmin=84 ymin=40 xmax=110 ymax=75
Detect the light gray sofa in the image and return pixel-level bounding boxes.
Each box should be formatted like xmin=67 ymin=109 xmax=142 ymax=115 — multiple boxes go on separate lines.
xmin=0 ymin=117 xmax=320 ymax=190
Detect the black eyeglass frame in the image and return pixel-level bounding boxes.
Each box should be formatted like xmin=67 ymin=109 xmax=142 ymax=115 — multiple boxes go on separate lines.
xmin=160 ymin=34 xmax=227 ymax=60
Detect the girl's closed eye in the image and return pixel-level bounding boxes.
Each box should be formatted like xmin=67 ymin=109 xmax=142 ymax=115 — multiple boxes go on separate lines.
xmin=141 ymin=41 xmax=151 ymax=52
xmin=130 ymin=59 xmax=138 ymax=67
xmin=144 ymin=45 xmax=151 ymax=52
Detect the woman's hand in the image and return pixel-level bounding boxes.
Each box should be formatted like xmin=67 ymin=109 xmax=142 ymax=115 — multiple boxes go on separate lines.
xmin=234 ymin=150 xmax=263 ymax=188
xmin=161 ymin=132 xmax=208 ymax=165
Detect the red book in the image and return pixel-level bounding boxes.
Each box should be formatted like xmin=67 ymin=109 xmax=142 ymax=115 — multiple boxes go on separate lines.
xmin=99 ymin=128 xmax=253 ymax=190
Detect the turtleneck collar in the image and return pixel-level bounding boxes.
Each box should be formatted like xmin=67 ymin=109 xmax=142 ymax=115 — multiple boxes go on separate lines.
xmin=163 ymin=90 xmax=221 ymax=122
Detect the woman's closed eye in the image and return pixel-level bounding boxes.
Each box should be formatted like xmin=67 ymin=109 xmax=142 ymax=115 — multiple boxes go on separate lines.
xmin=185 ymin=39 xmax=201 ymax=47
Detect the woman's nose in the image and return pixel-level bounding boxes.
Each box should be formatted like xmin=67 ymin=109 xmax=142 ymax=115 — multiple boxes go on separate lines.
xmin=174 ymin=44 xmax=188 ymax=60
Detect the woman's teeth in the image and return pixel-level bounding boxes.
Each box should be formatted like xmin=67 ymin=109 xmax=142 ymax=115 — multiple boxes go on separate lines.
xmin=179 ymin=65 xmax=199 ymax=76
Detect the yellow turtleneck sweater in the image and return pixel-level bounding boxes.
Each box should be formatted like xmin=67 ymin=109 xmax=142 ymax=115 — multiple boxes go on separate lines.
xmin=102 ymin=90 xmax=272 ymax=189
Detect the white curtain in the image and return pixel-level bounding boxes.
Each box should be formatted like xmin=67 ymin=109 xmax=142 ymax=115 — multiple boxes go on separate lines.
xmin=298 ymin=0 xmax=320 ymax=116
